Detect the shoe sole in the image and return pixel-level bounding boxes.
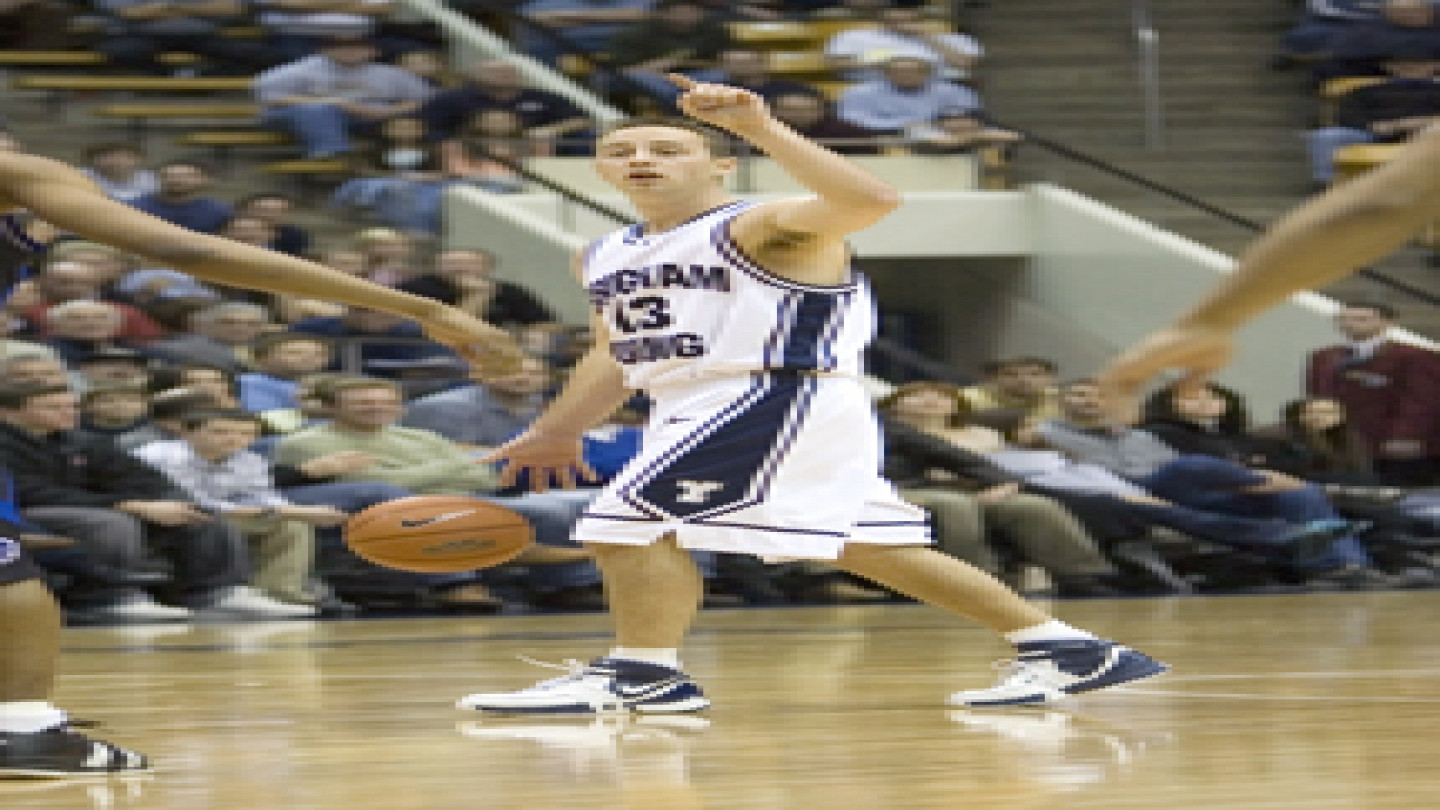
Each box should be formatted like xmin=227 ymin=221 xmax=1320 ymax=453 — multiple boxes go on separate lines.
xmin=457 ymin=697 xmax=712 ymax=715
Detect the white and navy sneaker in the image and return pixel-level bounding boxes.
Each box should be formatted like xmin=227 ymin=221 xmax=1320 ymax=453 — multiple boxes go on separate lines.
xmin=948 ymin=640 xmax=1168 ymax=708
xmin=0 ymin=724 xmax=150 ymax=778
xmin=457 ymin=657 xmax=710 ymax=715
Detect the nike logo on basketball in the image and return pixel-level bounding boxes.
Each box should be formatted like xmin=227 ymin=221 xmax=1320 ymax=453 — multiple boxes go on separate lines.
xmin=675 ymin=480 xmax=724 ymax=504
xmin=399 ymin=510 xmax=477 ymax=528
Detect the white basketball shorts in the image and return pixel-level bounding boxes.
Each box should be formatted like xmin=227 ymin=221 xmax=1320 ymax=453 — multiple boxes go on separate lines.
xmin=574 ymin=371 xmax=932 ymax=559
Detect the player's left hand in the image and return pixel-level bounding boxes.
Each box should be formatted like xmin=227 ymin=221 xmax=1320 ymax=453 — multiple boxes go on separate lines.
xmin=668 ymin=74 xmax=771 ymax=135
xmin=1095 ymin=321 xmax=1234 ymax=424
xmin=419 ymin=306 xmax=527 ymax=378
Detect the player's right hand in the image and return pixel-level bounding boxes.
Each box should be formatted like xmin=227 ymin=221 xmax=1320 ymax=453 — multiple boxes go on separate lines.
xmin=1095 ymin=321 xmax=1235 ymax=424
xmin=478 ymin=429 xmax=597 ymax=493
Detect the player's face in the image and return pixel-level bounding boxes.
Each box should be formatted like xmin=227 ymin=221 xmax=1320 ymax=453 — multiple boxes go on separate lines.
xmin=187 ymin=419 xmax=261 ymax=460
xmin=1170 ymin=386 xmax=1227 ymax=422
xmin=595 ymin=127 xmax=730 ymax=194
xmin=333 ymin=387 xmax=404 ymax=429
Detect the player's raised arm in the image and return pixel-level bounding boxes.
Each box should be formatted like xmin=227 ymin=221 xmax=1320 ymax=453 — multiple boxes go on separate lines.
xmin=0 ymin=153 xmax=522 ymax=373
xmin=1098 ymin=126 xmax=1440 ymax=413
xmin=667 ymin=74 xmax=901 ymax=241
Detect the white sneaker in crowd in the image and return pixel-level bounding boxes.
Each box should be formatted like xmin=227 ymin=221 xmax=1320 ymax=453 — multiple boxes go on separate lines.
xmin=199 ymin=586 xmax=317 ymax=619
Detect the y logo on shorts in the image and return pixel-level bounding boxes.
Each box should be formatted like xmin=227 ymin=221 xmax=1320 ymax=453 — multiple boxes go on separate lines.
xmin=675 ymin=480 xmax=724 ymax=504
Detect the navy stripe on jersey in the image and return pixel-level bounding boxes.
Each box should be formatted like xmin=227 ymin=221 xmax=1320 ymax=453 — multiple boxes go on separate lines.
xmin=781 ymin=293 xmax=838 ymax=370
xmin=0 ymin=214 xmax=42 ymax=253
xmin=623 ymin=201 xmax=748 ymax=246
xmin=626 ymin=373 xmax=813 ymax=520
xmin=711 ymin=217 xmax=858 ymax=294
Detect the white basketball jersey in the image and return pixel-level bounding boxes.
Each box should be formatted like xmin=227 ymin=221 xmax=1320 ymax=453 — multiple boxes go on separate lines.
xmin=582 ymin=200 xmax=875 ymax=390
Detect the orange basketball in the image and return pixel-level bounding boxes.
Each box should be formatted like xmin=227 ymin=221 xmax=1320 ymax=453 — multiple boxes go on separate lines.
xmin=343 ymin=496 xmax=534 ymax=573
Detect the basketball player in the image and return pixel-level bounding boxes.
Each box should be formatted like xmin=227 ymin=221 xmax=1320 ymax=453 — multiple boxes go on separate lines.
xmin=0 ymin=149 xmax=520 ymax=776
xmin=1100 ymin=125 xmax=1440 ymax=411
xmin=457 ymin=76 xmax=1168 ymax=715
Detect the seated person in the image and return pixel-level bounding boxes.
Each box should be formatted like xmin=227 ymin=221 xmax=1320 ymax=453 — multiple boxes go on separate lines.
xmin=0 ymin=382 xmax=313 ymax=621
xmin=331 ymin=116 xmax=457 ymax=235
xmin=75 ymin=347 xmax=150 ymax=390
xmin=239 ymin=333 xmax=333 ymax=413
xmin=1252 ymin=397 xmax=1376 ymax=485
xmin=961 ymin=356 xmax=1060 ymax=427
xmin=95 ymin=0 xmax=276 ymax=75
xmin=134 ymin=409 xmax=348 ymax=607
xmin=769 ymin=91 xmax=884 ymax=155
xmin=439 ymin=109 xmax=532 ymax=193
xmin=41 ymin=301 xmax=153 ymax=367
xmin=236 ymin=193 xmax=312 ymax=258
xmin=838 ymin=57 xmax=982 ymax=134
xmin=1306 ymin=49 xmax=1440 ymax=185
xmin=402 ymin=356 xmax=552 ymax=448
xmin=398 ymin=248 xmax=555 ymax=328
xmin=147 ymin=302 xmax=269 ymax=372
xmin=1320 ymin=0 xmax=1440 ymax=80
xmin=80 ymin=143 xmax=158 ymax=204
xmin=9 ymin=259 xmax=164 ymax=343
xmin=417 ymin=59 xmax=593 ymax=152
xmin=77 ymin=384 xmax=151 ymax=441
xmin=825 ymin=5 xmax=982 ymax=83
xmin=151 ymin=362 xmax=242 ymax=408
xmin=289 ymin=306 xmax=464 ymax=380
xmin=115 ymin=386 xmax=218 ymax=450
xmin=129 ymin=160 xmax=233 ymax=235
xmin=254 ymin=35 xmax=435 ymax=159
xmin=602 ymin=0 xmax=733 ymax=108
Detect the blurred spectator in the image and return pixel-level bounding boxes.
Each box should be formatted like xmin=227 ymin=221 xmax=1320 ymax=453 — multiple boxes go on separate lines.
xmin=0 ymin=352 xmax=71 ymax=388
xmin=290 ymin=306 xmax=462 ymax=380
xmin=80 ymin=143 xmax=158 ymax=204
xmin=1323 ymin=0 xmax=1440 ymax=79
xmin=769 ymin=91 xmax=884 ymax=154
xmin=0 ymin=382 xmax=312 ymax=621
xmin=76 ymin=347 xmax=151 ymax=389
xmin=254 ymin=0 xmax=398 ymax=63
xmin=151 ymin=362 xmax=241 ymax=408
xmin=960 ymin=356 xmax=1061 ymax=429
xmin=0 ymin=325 xmax=55 ymax=364
xmin=907 ymin=108 xmax=1021 ymax=155
xmin=332 ymin=116 xmax=455 ymax=235
xmin=148 ymin=301 xmax=270 ymax=371
xmin=402 ymin=355 xmax=551 ymax=447
xmin=134 ymin=409 xmax=346 ymax=607
xmin=43 ymin=301 xmax=149 ymax=366
xmin=9 ymin=260 xmax=163 ymax=342
xmin=255 ymin=35 xmax=435 ymax=159
xmin=398 ymin=248 xmax=556 ymax=328
xmin=514 ymin=0 xmax=653 ymax=69
xmin=0 ymin=0 xmax=75 ymax=49
xmin=418 ymin=59 xmax=592 ymax=151
xmin=396 ymin=49 xmax=455 ymax=90
xmin=78 ymin=384 xmax=151 ymax=440
xmin=604 ymin=0 xmax=733 ymax=107
xmin=44 ymin=242 xmax=153 ymax=307
xmin=1281 ymin=0 xmax=1386 ymax=60
xmin=1306 ymin=50 xmax=1440 ymax=184
xmin=825 ymin=6 xmax=982 ymax=83
xmin=240 ymin=333 xmax=333 ymax=412
xmin=130 ymin=160 xmax=233 ymax=234
xmin=713 ymin=48 xmax=818 ymax=103
xmin=353 ymin=227 xmax=418 ymax=287
xmin=1305 ymin=301 xmax=1440 ymax=485
xmin=442 ymin=109 xmax=531 ymax=193
xmin=116 ymin=387 xmax=218 ymax=450
xmin=1253 ymin=398 xmax=1377 ymax=484
xmin=237 ymin=193 xmax=313 ymax=257
xmin=95 ymin=0 xmax=276 ymax=75
xmin=838 ymin=57 xmax=981 ymax=133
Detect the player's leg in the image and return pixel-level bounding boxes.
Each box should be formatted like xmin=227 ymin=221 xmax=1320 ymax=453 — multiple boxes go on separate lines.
xmin=833 ymin=543 xmax=1167 ymax=707
xmin=0 ymin=552 xmax=149 ymax=777
xmin=457 ymin=534 xmax=710 ymax=715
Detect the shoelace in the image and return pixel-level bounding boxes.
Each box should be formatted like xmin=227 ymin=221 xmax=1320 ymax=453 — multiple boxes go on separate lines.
xmin=516 ymin=655 xmax=616 ymax=688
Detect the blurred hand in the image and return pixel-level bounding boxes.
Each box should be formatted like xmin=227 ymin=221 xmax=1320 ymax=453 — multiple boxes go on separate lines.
xmin=279 ymin=505 xmax=349 ymax=527
xmin=1096 ymin=322 xmax=1235 ymax=425
xmin=976 ymin=482 xmax=1020 ymax=504
xmin=119 ymin=501 xmax=212 ymax=526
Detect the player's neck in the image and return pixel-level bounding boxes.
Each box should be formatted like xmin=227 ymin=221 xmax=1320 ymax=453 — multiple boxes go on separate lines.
xmin=632 ymin=188 xmax=733 ymax=235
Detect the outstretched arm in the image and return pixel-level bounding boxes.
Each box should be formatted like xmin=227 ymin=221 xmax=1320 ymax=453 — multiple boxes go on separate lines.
xmin=1099 ymin=127 xmax=1440 ymax=412
xmin=0 ymin=153 xmax=521 ymax=371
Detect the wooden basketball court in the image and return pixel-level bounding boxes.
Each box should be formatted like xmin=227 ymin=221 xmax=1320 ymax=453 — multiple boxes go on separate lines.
xmin=4 ymin=592 xmax=1438 ymax=809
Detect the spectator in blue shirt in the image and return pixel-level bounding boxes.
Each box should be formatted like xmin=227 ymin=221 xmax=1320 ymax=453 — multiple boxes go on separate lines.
xmin=130 ymin=160 xmax=233 ymax=234
xmin=239 ymin=333 xmax=333 ymax=413
xmin=290 ymin=307 xmax=463 ymax=381
xmin=838 ymin=56 xmax=981 ymax=133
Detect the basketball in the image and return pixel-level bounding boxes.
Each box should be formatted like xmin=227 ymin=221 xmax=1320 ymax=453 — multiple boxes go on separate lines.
xmin=343 ymin=495 xmax=534 ymax=573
